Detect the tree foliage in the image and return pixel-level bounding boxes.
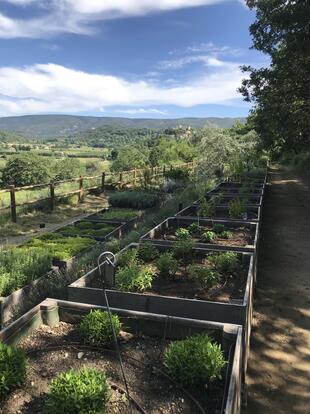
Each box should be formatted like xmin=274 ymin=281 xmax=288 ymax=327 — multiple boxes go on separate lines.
xmin=239 ymin=0 xmax=310 ymax=154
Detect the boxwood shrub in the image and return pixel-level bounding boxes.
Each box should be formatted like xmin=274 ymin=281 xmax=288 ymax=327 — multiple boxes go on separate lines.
xmin=46 ymin=367 xmax=109 ymax=414
xmin=164 ymin=334 xmax=226 ymax=387
xmin=0 ymin=343 xmax=26 ymax=398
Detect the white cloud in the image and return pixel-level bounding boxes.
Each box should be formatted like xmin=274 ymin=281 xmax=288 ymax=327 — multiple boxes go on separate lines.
xmin=160 ymin=55 xmax=227 ymax=69
xmin=114 ymin=108 xmax=167 ymax=115
xmin=0 ymin=62 xmax=244 ymax=116
xmin=0 ymin=0 xmax=231 ymax=38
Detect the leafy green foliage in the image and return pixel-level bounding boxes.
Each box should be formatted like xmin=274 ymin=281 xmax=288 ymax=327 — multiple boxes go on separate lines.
xmin=109 ymin=191 xmax=158 ymax=209
xmin=175 ymin=228 xmax=191 ymax=240
xmin=187 ymin=265 xmax=221 ymax=287
xmin=80 ymin=310 xmax=121 ymax=346
xmin=213 ymin=224 xmax=225 ymax=234
xmin=1 ymin=153 xmax=51 ymax=187
xmin=52 ymin=158 xmax=85 ymax=181
xmin=201 ymin=231 xmax=216 ymax=243
xmin=46 ymin=368 xmax=109 ymax=414
xmin=58 ymin=221 xmax=115 ymax=238
xmin=228 ymin=199 xmax=246 ymax=219
xmin=172 ymin=238 xmax=194 ymax=263
xmin=0 ymin=343 xmax=26 ymax=398
xmin=220 ymin=230 xmax=233 ymax=239
xmin=164 ymin=335 xmax=226 ymax=386
xmin=116 ymin=264 xmax=156 ymax=292
xmin=188 ymin=222 xmax=201 ymax=235
xmin=0 ymin=246 xmax=52 ymax=296
xmin=198 ymin=198 xmax=216 ymax=217
xmin=25 ymin=233 xmax=96 ymax=260
xmin=164 ymin=168 xmax=190 ymax=181
xmin=95 ymin=209 xmax=141 ymax=220
xmin=156 ymin=252 xmax=178 ymax=278
xmin=209 ymin=252 xmax=239 ymax=274
xmin=117 ymin=248 xmax=138 ymax=268
xmin=137 ymin=242 xmax=159 ymax=262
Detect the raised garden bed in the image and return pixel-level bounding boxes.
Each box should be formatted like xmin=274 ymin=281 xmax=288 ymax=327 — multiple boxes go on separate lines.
xmin=204 ymin=194 xmax=262 ymax=207
xmin=141 ymin=217 xmax=259 ymax=253
xmin=56 ymin=220 xmax=124 ymax=242
xmin=207 ymin=181 xmax=265 ymax=198
xmin=0 ymin=299 xmax=243 ymax=414
xmin=68 ymin=242 xmax=254 ymax=377
xmin=87 ymin=208 xmax=143 ymax=224
xmin=176 ymin=203 xmax=262 ymax=222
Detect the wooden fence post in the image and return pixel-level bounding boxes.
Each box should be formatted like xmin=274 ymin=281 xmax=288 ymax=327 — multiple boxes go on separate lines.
xmin=119 ymin=172 xmax=123 ymax=189
xmin=9 ymin=185 xmax=17 ymax=223
xmin=78 ymin=176 xmax=84 ymax=202
xmin=133 ymin=169 xmax=137 ymax=186
xmin=50 ymin=181 xmax=55 ymax=211
xmin=101 ymin=172 xmax=106 ymax=192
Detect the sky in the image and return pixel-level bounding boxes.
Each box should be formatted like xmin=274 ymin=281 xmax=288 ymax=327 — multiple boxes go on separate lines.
xmin=0 ymin=0 xmax=266 ymax=119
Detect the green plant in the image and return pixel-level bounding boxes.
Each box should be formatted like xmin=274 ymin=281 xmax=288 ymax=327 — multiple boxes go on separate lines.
xmin=209 ymin=252 xmax=239 ymax=274
xmin=103 ymin=237 xmax=120 ymax=253
xmin=164 ymin=334 xmax=226 ymax=386
xmin=188 ymin=222 xmax=201 ymax=235
xmin=80 ymin=310 xmax=121 ymax=346
xmin=117 ymin=248 xmax=138 ymax=268
xmin=228 ymin=199 xmax=246 ymax=218
xmin=201 ymin=231 xmax=216 ymax=243
xmin=116 ymin=264 xmax=156 ymax=292
xmin=97 ymin=209 xmax=141 ymax=220
xmin=109 ymin=191 xmax=158 ymax=209
xmin=156 ymin=252 xmax=178 ymax=278
xmin=0 ymin=343 xmax=26 ymax=398
xmin=220 ymin=230 xmax=233 ymax=239
xmin=213 ymin=223 xmax=225 ymax=234
xmin=187 ymin=264 xmax=221 ymax=287
xmin=137 ymin=242 xmax=159 ymax=262
xmin=172 ymin=238 xmax=194 ymax=262
xmin=175 ymin=227 xmax=191 ymax=240
xmin=46 ymin=367 xmax=110 ymax=414
xmin=198 ymin=198 xmax=216 ymax=217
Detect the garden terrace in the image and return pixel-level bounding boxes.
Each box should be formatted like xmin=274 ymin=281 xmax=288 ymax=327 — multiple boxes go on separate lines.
xmin=86 ymin=208 xmax=143 ymax=224
xmin=204 ymin=194 xmax=263 ymax=207
xmin=56 ymin=220 xmax=123 ymax=242
xmin=176 ymin=203 xmax=261 ymax=222
xmin=0 ymin=299 xmax=243 ymax=414
xmin=141 ymin=217 xmax=259 ymax=253
xmin=68 ymin=242 xmax=254 ymax=377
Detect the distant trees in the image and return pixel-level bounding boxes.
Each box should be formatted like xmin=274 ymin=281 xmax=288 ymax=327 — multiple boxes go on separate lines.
xmin=52 ymin=158 xmax=85 ymax=180
xmin=239 ymin=0 xmax=310 ymax=154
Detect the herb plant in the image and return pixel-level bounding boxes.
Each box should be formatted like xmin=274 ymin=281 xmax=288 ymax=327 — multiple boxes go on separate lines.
xmin=156 ymin=252 xmax=178 ymax=278
xmin=0 ymin=343 xmax=26 ymax=398
xmin=164 ymin=334 xmax=226 ymax=386
xmin=175 ymin=228 xmax=191 ymax=240
xmin=201 ymin=231 xmax=216 ymax=243
xmin=137 ymin=242 xmax=159 ymax=262
xmin=209 ymin=252 xmax=239 ymax=274
xmin=46 ymin=368 xmax=110 ymax=414
xmin=187 ymin=265 xmax=221 ymax=287
xmin=228 ymin=199 xmax=247 ymax=219
xmin=116 ymin=264 xmax=156 ymax=292
xmin=198 ymin=198 xmax=216 ymax=217
xmin=172 ymin=238 xmax=194 ymax=262
xmin=109 ymin=191 xmax=158 ymax=209
xmin=80 ymin=310 xmax=121 ymax=346
xmin=117 ymin=248 xmax=138 ymax=268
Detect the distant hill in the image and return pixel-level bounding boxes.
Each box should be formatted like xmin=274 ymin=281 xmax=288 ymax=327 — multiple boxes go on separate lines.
xmin=0 ymin=115 xmax=245 ymax=139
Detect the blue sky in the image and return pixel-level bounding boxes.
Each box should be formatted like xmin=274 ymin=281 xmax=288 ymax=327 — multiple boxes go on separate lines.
xmin=0 ymin=0 xmax=265 ymax=118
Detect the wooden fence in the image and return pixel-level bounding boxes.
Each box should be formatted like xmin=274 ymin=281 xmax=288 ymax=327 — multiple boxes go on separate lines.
xmin=0 ymin=162 xmax=194 ymax=222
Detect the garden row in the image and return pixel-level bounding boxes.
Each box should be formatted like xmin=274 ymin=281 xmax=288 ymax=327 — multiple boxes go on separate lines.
xmin=0 ymin=173 xmax=266 ymax=413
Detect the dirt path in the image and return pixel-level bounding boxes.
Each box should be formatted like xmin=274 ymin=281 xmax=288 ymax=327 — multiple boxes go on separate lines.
xmin=246 ymin=167 xmax=310 ymax=414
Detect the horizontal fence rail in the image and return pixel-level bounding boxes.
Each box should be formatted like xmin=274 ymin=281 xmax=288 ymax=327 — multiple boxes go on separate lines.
xmin=0 ymin=162 xmax=194 ymax=222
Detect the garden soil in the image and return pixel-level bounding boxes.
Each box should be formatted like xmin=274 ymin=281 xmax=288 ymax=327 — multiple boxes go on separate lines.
xmin=245 ymin=167 xmax=310 ymax=414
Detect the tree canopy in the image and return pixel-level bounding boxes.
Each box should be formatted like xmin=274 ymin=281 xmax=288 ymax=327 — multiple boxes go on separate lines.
xmin=239 ymin=0 xmax=310 ymax=155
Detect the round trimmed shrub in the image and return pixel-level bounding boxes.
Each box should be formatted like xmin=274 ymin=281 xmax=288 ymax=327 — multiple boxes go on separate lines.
xmin=0 ymin=343 xmax=26 ymax=398
xmin=46 ymin=367 xmax=109 ymax=414
xmin=80 ymin=310 xmax=121 ymax=346
xmin=164 ymin=334 xmax=226 ymax=387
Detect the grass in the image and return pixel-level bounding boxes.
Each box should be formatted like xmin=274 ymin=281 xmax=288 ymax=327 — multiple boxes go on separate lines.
xmin=57 ymin=221 xmax=116 ymax=238
xmin=93 ymin=208 xmax=142 ymax=220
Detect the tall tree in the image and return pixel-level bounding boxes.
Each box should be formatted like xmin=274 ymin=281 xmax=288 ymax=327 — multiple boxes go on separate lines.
xmin=239 ymin=0 xmax=310 ymax=154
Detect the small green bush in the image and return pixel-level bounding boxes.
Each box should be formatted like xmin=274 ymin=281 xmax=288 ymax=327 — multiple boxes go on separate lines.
xmin=220 ymin=230 xmax=233 ymax=239
xmin=164 ymin=334 xmax=226 ymax=386
xmin=172 ymin=239 xmax=194 ymax=262
xmin=109 ymin=191 xmax=158 ymax=209
xmin=187 ymin=264 xmax=221 ymax=287
xmin=209 ymin=252 xmax=239 ymax=274
xmin=201 ymin=231 xmax=216 ymax=243
xmin=80 ymin=310 xmax=121 ymax=346
xmin=213 ymin=224 xmax=225 ymax=234
xmin=175 ymin=228 xmax=191 ymax=240
xmin=0 ymin=343 xmax=26 ymax=398
xmin=198 ymin=198 xmax=216 ymax=217
xmin=117 ymin=248 xmax=138 ymax=268
xmin=188 ymin=222 xmax=201 ymax=235
xmin=137 ymin=242 xmax=159 ymax=262
xmin=156 ymin=252 xmax=178 ymax=278
xmin=228 ymin=199 xmax=246 ymax=218
xmin=46 ymin=367 xmax=109 ymax=414
xmin=116 ymin=264 xmax=156 ymax=292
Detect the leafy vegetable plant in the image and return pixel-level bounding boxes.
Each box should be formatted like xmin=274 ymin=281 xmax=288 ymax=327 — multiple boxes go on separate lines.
xmin=187 ymin=264 xmax=221 ymax=287
xmin=220 ymin=230 xmax=233 ymax=239
xmin=116 ymin=264 xmax=156 ymax=292
xmin=188 ymin=222 xmax=201 ymax=235
xmin=46 ymin=368 xmax=110 ymax=414
xmin=175 ymin=228 xmax=191 ymax=240
xmin=164 ymin=334 xmax=226 ymax=386
xmin=201 ymin=231 xmax=216 ymax=243
xmin=156 ymin=252 xmax=178 ymax=278
xmin=209 ymin=252 xmax=239 ymax=274
xmin=80 ymin=310 xmax=121 ymax=346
